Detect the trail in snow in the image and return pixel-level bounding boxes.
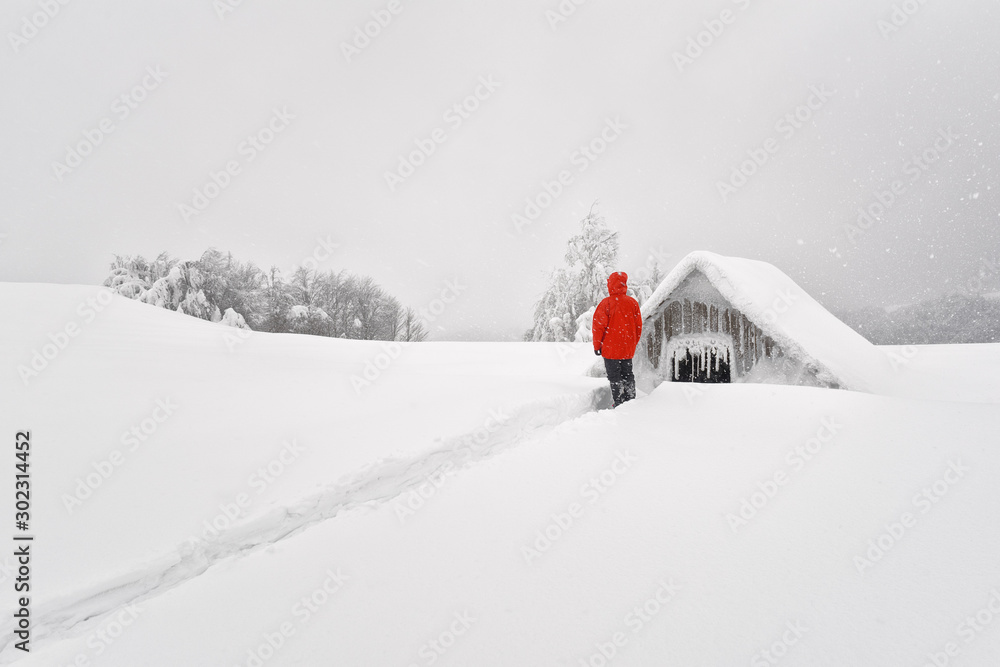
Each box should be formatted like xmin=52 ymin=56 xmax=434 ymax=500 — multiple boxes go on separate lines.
xmin=0 ymin=387 xmax=609 ymax=660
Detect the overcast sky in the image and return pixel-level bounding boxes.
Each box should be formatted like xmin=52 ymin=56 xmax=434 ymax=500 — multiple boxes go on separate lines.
xmin=2 ymin=0 xmax=998 ymax=339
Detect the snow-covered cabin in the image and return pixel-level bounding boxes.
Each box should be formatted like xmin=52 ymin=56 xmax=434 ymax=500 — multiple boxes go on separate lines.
xmin=632 ymin=251 xmax=890 ymax=392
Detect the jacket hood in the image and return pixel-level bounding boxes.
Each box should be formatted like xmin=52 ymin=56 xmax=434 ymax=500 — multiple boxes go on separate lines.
xmin=607 ymin=271 xmax=628 ymax=296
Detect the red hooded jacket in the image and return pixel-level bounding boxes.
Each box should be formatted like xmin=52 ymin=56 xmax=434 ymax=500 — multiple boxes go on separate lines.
xmin=592 ymin=272 xmax=642 ymax=359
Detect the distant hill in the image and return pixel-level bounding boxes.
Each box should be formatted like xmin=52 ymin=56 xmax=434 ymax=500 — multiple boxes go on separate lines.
xmin=837 ymin=293 xmax=1000 ymax=345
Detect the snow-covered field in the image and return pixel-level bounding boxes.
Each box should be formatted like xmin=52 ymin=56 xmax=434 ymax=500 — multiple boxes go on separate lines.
xmin=3 ymin=283 xmax=1000 ymax=666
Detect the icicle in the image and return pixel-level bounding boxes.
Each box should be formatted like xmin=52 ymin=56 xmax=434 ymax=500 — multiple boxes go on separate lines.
xmin=664 ymin=335 xmax=734 ymax=382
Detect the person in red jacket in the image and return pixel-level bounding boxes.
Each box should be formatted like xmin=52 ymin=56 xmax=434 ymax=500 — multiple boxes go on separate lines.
xmin=592 ymin=271 xmax=643 ymax=407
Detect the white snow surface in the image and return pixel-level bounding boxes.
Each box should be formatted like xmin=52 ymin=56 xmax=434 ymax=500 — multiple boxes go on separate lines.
xmin=2 ymin=283 xmax=1000 ymax=666
xmin=638 ymin=251 xmax=894 ymax=392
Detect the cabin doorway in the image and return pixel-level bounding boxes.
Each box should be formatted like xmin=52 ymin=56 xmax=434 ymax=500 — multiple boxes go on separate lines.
xmin=674 ymin=347 xmax=732 ymax=383
xmin=665 ymin=335 xmax=734 ymax=384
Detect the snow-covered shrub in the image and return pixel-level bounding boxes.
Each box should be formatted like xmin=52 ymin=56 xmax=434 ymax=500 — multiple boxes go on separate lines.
xmin=220 ymin=308 xmax=251 ymax=329
xmin=574 ymin=306 xmax=595 ymax=343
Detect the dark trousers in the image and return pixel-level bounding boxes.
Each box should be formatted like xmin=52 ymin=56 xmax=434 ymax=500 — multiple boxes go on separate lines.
xmin=604 ymin=358 xmax=636 ymax=407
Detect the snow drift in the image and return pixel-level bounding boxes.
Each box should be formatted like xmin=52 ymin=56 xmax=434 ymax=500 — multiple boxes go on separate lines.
xmin=2 ymin=282 xmax=1000 ymax=666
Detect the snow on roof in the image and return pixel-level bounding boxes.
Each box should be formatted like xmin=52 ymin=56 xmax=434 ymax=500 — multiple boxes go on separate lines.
xmin=641 ymin=251 xmax=891 ymax=392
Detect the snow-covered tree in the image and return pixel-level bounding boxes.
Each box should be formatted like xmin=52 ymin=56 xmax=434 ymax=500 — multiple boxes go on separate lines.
xmin=338 ymin=275 xmax=387 ymax=340
xmin=311 ymin=270 xmax=347 ymax=335
xmin=527 ymin=204 xmax=620 ymax=341
xmin=564 ymin=203 xmax=620 ymax=311
xmin=197 ymin=248 xmax=264 ymax=327
xmin=104 ymin=252 xmax=178 ymax=299
xmin=397 ymin=307 xmax=429 ymax=342
xmin=573 ymin=306 xmax=596 ymax=343
xmin=630 ymin=261 xmax=666 ymax=305
xmin=176 ymin=286 xmax=221 ymax=322
xmin=137 ymin=262 xmax=220 ymax=322
xmin=257 ymin=267 xmax=296 ymax=334
xmin=220 ymin=308 xmax=251 ymax=329
xmin=104 ymin=251 xmax=239 ymax=324
xmin=527 ymin=267 xmax=570 ymax=341
xmin=288 ymin=303 xmax=334 ymax=337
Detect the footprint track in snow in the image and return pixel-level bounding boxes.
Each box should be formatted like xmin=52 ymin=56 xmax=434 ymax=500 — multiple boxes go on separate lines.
xmin=0 ymin=387 xmax=609 ymax=660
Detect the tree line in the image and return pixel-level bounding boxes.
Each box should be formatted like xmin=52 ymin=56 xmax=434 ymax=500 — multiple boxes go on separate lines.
xmin=838 ymin=293 xmax=1000 ymax=345
xmin=103 ymin=248 xmax=428 ymax=341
